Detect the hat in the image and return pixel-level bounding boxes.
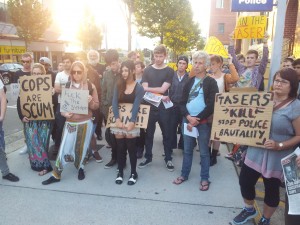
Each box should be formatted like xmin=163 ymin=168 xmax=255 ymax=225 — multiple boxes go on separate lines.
xmin=177 ymin=55 xmax=189 ymax=65
xmin=39 ymin=57 xmax=51 ymax=66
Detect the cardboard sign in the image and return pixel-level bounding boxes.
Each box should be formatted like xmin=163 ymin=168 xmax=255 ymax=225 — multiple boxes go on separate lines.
xmin=60 ymin=88 xmax=89 ymax=115
xmin=106 ymin=103 xmax=150 ymax=129
xmin=233 ymin=15 xmax=267 ymax=39
xmin=210 ymin=92 xmax=273 ymax=147
xmin=204 ymin=36 xmax=229 ymax=58
xmin=19 ymin=75 xmax=54 ymax=120
xmin=10 ymin=83 xmax=20 ymax=101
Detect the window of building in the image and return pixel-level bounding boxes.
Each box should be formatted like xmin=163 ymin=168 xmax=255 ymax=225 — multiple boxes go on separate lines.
xmin=218 ymin=23 xmax=225 ymax=34
xmin=216 ymin=0 xmax=224 ymax=8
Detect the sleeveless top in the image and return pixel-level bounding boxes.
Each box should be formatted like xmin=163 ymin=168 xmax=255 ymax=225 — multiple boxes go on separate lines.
xmin=120 ymin=83 xmax=137 ymax=104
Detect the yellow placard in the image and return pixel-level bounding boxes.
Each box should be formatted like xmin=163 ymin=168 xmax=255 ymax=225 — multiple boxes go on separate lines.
xmin=204 ymin=36 xmax=229 ymax=58
xmin=106 ymin=103 xmax=150 ymax=129
xmin=0 ymin=46 xmax=26 ymax=55
xmin=233 ymin=15 xmax=267 ymax=39
xmin=210 ymin=92 xmax=273 ymax=147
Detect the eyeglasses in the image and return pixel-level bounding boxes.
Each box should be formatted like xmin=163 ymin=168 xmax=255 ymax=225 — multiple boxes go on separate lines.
xmin=22 ymin=60 xmax=31 ymax=64
xmin=71 ymin=70 xmax=83 ymax=75
xmin=274 ymin=79 xmax=290 ymax=85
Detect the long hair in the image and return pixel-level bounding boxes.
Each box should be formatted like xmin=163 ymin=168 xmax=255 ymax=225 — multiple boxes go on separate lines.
xmin=70 ymin=61 xmax=87 ymax=84
xmin=117 ymin=60 xmax=135 ymax=101
xmin=31 ymin=63 xmax=46 ymax=75
xmin=273 ymin=68 xmax=299 ymax=99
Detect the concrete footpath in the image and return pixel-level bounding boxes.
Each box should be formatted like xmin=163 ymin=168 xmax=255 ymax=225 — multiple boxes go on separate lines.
xmin=1 ymin=128 xmax=255 ymax=225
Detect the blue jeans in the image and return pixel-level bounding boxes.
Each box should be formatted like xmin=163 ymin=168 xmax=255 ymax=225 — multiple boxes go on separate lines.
xmin=145 ymin=107 xmax=172 ymax=162
xmin=181 ymin=118 xmax=210 ymax=182
xmin=0 ymin=121 xmax=9 ymax=176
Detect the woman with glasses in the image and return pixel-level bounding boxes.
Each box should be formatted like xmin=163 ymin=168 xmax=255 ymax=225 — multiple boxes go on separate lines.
xmin=232 ymin=68 xmax=300 ymax=225
xmin=17 ymin=63 xmax=53 ymax=176
xmin=42 ymin=61 xmax=99 ymax=185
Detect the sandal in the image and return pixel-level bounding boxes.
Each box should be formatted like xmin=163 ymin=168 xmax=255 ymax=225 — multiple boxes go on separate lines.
xmin=200 ymin=181 xmax=210 ymax=191
xmin=173 ymin=176 xmax=186 ymax=185
xmin=38 ymin=169 xmax=49 ymax=176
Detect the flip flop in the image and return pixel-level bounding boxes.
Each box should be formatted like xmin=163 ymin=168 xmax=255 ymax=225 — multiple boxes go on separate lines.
xmin=38 ymin=169 xmax=49 ymax=176
xmin=173 ymin=176 xmax=186 ymax=185
xmin=200 ymin=181 xmax=210 ymax=191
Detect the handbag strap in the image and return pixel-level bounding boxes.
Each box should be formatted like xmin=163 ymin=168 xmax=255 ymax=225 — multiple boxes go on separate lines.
xmin=273 ymin=98 xmax=294 ymax=111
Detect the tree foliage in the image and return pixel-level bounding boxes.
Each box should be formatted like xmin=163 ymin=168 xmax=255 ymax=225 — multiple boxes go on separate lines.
xmin=7 ymin=0 xmax=52 ymax=49
xmin=78 ymin=7 xmax=103 ymax=51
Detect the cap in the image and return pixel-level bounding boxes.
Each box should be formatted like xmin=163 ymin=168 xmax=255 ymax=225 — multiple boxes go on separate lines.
xmin=177 ymin=55 xmax=189 ymax=65
xmin=39 ymin=57 xmax=51 ymax=66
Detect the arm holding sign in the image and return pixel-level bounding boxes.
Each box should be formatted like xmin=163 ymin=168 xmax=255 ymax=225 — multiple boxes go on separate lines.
xmin=16 ymin=97 xmax=29 ymax=122
xmin=88 ymin=83 xmax=99 ymax=111
xmin=228 ymin=33 xmax=245 ymax=76
xmin=224 ymin=55 xmax=240 ymax=92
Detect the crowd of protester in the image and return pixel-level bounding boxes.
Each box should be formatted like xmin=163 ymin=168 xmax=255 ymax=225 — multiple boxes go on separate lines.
xmin=1 ymin=33 xmax=300 ymax=225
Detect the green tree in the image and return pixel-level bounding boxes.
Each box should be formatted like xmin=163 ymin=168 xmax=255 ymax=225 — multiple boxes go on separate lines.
xmin=7 ymin=0 xmax=52 ymax=50
xmin=78 ymin=7 xmax=103 ymax=51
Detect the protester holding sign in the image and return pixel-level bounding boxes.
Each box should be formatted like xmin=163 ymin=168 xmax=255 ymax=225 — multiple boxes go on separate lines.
xmin=42 ymin=61 xmax=99 ymax=185
xmin=16 ymin=63 xmax=53 ymax=176
xmin=209 ymin=54 xmax=239 ymax=165
xmin=228 ymin=32 xmax=269 ymax=91
xmin=233 ymin=68 xmax=300 ymax=225
xmin=111 ymin=60 xmax=144 ymax=185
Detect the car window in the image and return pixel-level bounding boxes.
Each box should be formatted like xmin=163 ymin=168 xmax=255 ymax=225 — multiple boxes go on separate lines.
xmin=6 ymin=64 xmax=14 ymax=70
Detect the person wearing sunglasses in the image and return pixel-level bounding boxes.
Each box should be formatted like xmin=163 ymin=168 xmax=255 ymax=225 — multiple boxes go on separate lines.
xmin=16 ymin=63 xmax=53 ymax=176
xmin=42 ymin=61 xmax=99 ymax=185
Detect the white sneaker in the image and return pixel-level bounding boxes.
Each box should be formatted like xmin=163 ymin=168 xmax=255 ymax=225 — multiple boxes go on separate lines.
xmin=19 ymin=146 xmax=28 ymax=155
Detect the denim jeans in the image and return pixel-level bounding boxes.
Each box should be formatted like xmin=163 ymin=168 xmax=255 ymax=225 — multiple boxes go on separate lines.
xmin=145 ymin=107 xmax=172 ymax=162
xmin=181 ymin=118 xmax=210 ymax=181
xmin=0 ymin=121 xmax=9 ymax=176
xmin=169 ymin=105 xmax=183 ymax=149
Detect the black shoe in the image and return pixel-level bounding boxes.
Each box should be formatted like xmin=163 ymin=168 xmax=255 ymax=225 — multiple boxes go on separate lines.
xmin=115 ymin=172 xmax=123 ymax=184
xmin=42 ymin=176 xmax=60 ymax=185
xmin=138 ymin=159 xmax=152 ymax=168
xmin=78 ymin=168 xmax=85 ymax=180
xmin=233 ymin=207 xmax=257 ymax=224
xmin=2 ymin=173 xmax=19 ymax=182
xmin=104 ymin=159 xmax=117 ymax=169
xmin=128 ymin=173 xmax=138 ymax=185
xmin=97 ymin=134 xmax=103 ymax=141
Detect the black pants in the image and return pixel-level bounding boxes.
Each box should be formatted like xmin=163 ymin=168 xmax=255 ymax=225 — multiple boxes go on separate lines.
xmin=105 ymin=128 xmax=117 ymax=160
xmin=136 ymin=128 xmax=145 ymax=148
xmin=239 ymin=164 xmax=281 ymax=207
xmin=116 ymin=138 xmax=137 ymax=175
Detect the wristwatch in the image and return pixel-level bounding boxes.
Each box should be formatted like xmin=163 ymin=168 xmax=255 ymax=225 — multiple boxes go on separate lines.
xmin=278 ymin=143 xmax=284 ymax=148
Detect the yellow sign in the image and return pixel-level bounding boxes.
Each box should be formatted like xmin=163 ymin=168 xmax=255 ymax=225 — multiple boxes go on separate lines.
xmin=0 ymin=46 xmax=26 ymax=55
xmin=233 ymin=15 xmax=267 ymax=39
xmin=210 ymin=92 xmax=273 ymax=148
xmin=204 ymin=36 xmax=228 ymax=58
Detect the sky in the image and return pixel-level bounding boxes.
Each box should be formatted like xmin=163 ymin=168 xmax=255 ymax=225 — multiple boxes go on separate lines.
xmin=52 ymin=0 xmax=211 ymax=50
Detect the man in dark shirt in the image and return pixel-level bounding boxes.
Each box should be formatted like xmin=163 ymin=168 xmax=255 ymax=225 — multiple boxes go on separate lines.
xmin=138 ymin=45 xmax=175 ymax=171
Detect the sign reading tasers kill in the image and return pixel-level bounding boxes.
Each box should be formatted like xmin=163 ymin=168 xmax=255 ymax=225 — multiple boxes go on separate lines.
xmin=231 ymin=0 xmax=273 ymax=12
xmin=60 ymin=88 xmax=89 ymax=115
xmin=19 ymin=75 xmax=54 ymax=120
xmin=210 ymin=92 xmax=273 ymax=148
xmin=233 ymin=15 xmax=267 ymax=39
xmin=106 ymin=103 xmax=150 ymax=129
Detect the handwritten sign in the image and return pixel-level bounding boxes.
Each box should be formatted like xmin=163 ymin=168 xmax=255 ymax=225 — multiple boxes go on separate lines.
xmin=60 ymin=88 xmax=89 ymax=115
xmin=204 ymin=36 xmax=229 ymax=58
xmin=210 ymin=92 xmax=273 ymax=147
xmin=10 ymin=83 xmax=20 ymax=101
xmin=19 ymin=75 xmax=54 ymax=120
xmin=106 ymin=103 xmax=150 ymax=129
xmin=233 ymin=15 xmax=267 ymax=39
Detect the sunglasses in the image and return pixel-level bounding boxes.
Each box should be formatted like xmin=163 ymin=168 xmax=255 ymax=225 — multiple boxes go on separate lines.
xmin=22 ymin=60 xmax=31 ymax=64
xmin=71 ymin=70 xmax=83 ymax=75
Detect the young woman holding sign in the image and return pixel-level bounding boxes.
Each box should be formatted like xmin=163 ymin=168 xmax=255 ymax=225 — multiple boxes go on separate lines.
xmin=42 ymin=61 xmax=99 ymax=185
xmin=233 ymin=68 xmax=300 ymax=225
xmin=111 ymin=60 xmax=144 ymax=185
xmin=17 ymin=63 xmax=53 ymax=176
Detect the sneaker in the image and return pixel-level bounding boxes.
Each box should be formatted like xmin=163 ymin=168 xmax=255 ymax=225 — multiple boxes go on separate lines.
xmin=138 ymin=159 xmax=152 ymax=168
xmin=128 ymin=173 xmax=138 ymax=185
xmin=166 ymin=161 xmax=174 ymax=172
xmin=115 ymin=172 xmax=123 ymax=184
xmin=233 ymin=207 xmax=257 ymax=225
xmin=42 ymin=176 xmax=60 ymax=185
xmin=104 ymin=159 xmax=116 ymax=169
xmin=78 ymin=168 xmax=85 ymax=180
xmin=19 ymin=146 xmax=28 ymax=155
xmin=257 ymin=217 xmax=270 ymax=225
xmin=92 ymin=151 xmax=103 ymax=163
xmin=2 ymin=173 xmax=19 ymax=182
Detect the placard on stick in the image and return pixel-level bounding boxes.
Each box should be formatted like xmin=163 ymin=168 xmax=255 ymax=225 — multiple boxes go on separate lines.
xmin=19 ymin=75 xmax=54 ymax=120
xmin=60 ymin=88 xmax=89 ymax=115
xmin=204 ymin=36 xmax=229 ymax=58
xmin=106 ymin=103 xmax=150 ymax=129
xmin=210 ymin=92 xmax=273 ymax=147
xmin=233 ymin=15 xmax=267 ymax=39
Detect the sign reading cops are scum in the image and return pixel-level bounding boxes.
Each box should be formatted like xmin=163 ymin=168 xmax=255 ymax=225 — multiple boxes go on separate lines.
xmin=231 ymin=0 xmax=273 ymax=12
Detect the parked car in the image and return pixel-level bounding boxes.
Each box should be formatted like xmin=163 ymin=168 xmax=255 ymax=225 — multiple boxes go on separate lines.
xmin=0 ymin=63 xmax=23 ymax=84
